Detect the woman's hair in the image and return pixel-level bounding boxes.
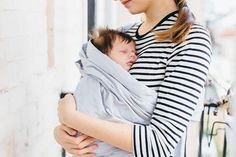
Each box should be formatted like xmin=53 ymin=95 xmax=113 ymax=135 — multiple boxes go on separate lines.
xmin=90 ymin=27 xmax=135 ymax=55
xmin=155 ymin=0 xmax=195 ymax=44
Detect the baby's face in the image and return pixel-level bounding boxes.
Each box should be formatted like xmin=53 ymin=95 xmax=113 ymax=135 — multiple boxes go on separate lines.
xmin=108 ymin=39 xmax=137 ymax=71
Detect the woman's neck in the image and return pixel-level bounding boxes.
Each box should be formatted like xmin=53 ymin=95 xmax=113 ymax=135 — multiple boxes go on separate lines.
xmin=144 ymin=0 xmax=177 ymax=27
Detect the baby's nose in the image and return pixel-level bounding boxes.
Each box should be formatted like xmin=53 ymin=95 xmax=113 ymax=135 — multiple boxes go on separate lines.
xmin=130 ymin=52 xmax=137 ymax=59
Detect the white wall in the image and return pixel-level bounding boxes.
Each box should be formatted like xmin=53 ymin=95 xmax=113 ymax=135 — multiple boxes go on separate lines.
xmin=1 ymin=1 xmax=235 ymax=157
xmin=0 ymin=0 xmax=87 ymax=156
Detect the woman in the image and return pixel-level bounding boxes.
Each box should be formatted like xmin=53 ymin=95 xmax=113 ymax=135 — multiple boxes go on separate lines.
xmin=54 ymin=0 xmax=212 ymax=157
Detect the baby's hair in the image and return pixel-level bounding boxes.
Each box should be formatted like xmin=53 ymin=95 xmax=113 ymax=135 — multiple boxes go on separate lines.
xmin=89 ymin=27 xmax=135 ymax=55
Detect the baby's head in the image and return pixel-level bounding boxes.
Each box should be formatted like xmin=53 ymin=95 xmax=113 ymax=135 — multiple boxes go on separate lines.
xmin=90 ymin=28 xmax=137 ymax=71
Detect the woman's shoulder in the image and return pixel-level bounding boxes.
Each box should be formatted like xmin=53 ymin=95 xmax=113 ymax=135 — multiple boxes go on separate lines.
xmin=178 ymin=23 xmax=212 ymax=57
xmin=185 ymin=23 xmax=212 ymax=46
xmin=189 ymin=23 xmax=211 ymax=38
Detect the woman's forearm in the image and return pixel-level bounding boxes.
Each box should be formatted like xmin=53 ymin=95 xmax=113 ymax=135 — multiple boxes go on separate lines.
xmin=64 ymin=111 xmax=133 ymax=152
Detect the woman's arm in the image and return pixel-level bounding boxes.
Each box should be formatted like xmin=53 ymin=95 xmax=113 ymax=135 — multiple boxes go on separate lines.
xmin=58 ymin=94 xmax=133 ymax=152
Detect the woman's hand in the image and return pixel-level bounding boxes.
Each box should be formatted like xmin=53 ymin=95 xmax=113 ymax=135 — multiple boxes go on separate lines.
xmin=58 ymin=94 xmax=77 ymax=124
xmin=54 ymin=124 xmax=98 ymax=157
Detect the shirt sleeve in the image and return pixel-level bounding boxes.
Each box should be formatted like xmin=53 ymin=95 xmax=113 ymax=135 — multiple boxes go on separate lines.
xmin=132 ymin=28 xmax=212 ymax=157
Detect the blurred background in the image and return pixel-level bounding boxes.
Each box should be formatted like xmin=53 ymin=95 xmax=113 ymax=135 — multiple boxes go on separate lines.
xmin=0 ymin=0 xmax=235 ymax=157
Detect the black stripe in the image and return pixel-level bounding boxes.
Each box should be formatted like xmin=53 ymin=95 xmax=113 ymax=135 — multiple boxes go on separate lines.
xmin=153 ymin=112 xmax=187 ymax=129
xmin=158 ymin=96 xmax=195 ymax=110
xmin=170 ymin=47 xmax=211 ymax=61
xmin=159 ymin=84 xmax=199 ymax=99
xmin=174 ymin=53 xmax=210 ymax=64
xmin=167 ymin=75 xmax=203 ymax=88
xmin=136 ymin=78 xmax=163 ymax=82
xmin=136 ymin=39 xmax=172 ymax=46
xmin=134 ymin=34 xmax=156 ymax=41
xmin=157 ymin=90 xmax=197 ymax=105
xmin=171 ymin=59 xmax=209 ymax=70
xmin=138 ymin=50 xmax=171 ymax=56
xmin=139 ymin=125 xmax=144 ymax=157
xmin=166 ymin=19 xmax=176 ymax=22
xmin=154 ymin=118 xmax=182 ymax=139
xmin=154 ymin=107 xmax=189 ymax=124
xmin=135 ymin=61 xmax=166 ymax=65
xmin=130 ymin=66 xmax=166 ymax=70
xmin=135 ymin=60 xmax=166 ymax=65
xmin=158 ymin=101 xmax=192 ymax=116
xmin=138 ymin=55 xmax=166 ymax=59
xmin=165 ymin=70 xmax=205 ymax=82
xmin=188 ymin=42 xmax=211 ymax=52
xmin=150 ymin=125 xmax=168 ymax=157
xmin=190 ymin=29 xmax=210 ymax=38
xmin=187 ymin=36 xmax=211 ymax=45
xmin=151 ymin=147 xmax=155 ymax=157
xmin=154 ymin=28 xmax=169 ymax=32
xmin=134 ymin=61 xmax=160 ymax=65
xmin=133 ymin=125 xmax=138 ymax=157
xmin=164 ymin=79 xmax=201 ymax=93
xmin=137 ymin=45 xmax=172 ymax=54
xmin=151 ymin=119 xmax=174 ymax=150
xmin=126 ymin=30 xmax=137 ymax=34
xmin=168 ymin=64 xmax=207 ymax=76
xmin=145 ymin=127 xmax=149 ymax=157
xmin=136 ymin=39 xmax=157 ymax=46
xmin=130 ymin=72 xmax=165 ymax=76
xmin=152 ymin=130 xmax=161 ymax=156
xmin=136 ymin=42 xmax=159 ymax=51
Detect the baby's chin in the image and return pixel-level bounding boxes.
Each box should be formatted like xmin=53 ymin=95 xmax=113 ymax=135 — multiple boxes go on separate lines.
xmin=125 ymin=66 xmax=132 ymax=71
xmin=123 ymin=64 xmax=133 ymax=71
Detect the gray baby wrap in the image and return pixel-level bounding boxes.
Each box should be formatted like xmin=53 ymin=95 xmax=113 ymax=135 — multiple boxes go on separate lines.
xmin=74 ymin=41 xmax=157 ymax=157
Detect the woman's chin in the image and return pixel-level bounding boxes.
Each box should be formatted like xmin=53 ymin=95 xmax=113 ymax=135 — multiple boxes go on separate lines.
xmin=127 ymin=9 xmax=142 ymax=15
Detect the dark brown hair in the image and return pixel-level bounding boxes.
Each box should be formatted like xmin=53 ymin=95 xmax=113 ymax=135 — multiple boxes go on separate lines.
xmin=90 ymin=27 xmax=135 ymax=55
xmin=155 ymin=0 xmax=195 ymax=44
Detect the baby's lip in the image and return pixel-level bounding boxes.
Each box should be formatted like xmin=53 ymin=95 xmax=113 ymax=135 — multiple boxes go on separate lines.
xmin=127 ymin=60 xmax=135 ymax=65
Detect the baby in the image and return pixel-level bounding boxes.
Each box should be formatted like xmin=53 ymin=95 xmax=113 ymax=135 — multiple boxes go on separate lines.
xmin=73 ymin=28 xmax=156 ymax=157
xmin=90 ymin=28 xmax=137 ymax=71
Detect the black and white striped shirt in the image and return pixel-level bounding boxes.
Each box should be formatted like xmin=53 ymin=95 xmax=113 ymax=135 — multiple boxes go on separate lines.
xmin=125 ymin=11 xmax=212 ymax=157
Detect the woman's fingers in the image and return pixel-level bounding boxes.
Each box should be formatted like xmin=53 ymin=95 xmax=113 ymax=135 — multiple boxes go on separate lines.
xmin=76 ymin=134 xmax=95 ymax=144
xmin=75 ymin=144 xmax=98 ymax=156
xmin=78 ymin=136 xmax=96 ymax=149
xmin=66 ymin=144 xmax=98 ymax=156
xmin=61 ymin=124 xmax=77 ymax=136
xmin=54 ymin=125 xmax=78 ymax=145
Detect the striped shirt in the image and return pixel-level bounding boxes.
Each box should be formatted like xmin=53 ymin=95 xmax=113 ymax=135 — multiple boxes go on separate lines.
xmin=125 ymin=11 xmax=212 ymax=157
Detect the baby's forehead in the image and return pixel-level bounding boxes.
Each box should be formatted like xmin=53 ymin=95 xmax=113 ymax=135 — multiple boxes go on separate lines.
xmin=115 ymin=37 xmax=135 ymax=45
